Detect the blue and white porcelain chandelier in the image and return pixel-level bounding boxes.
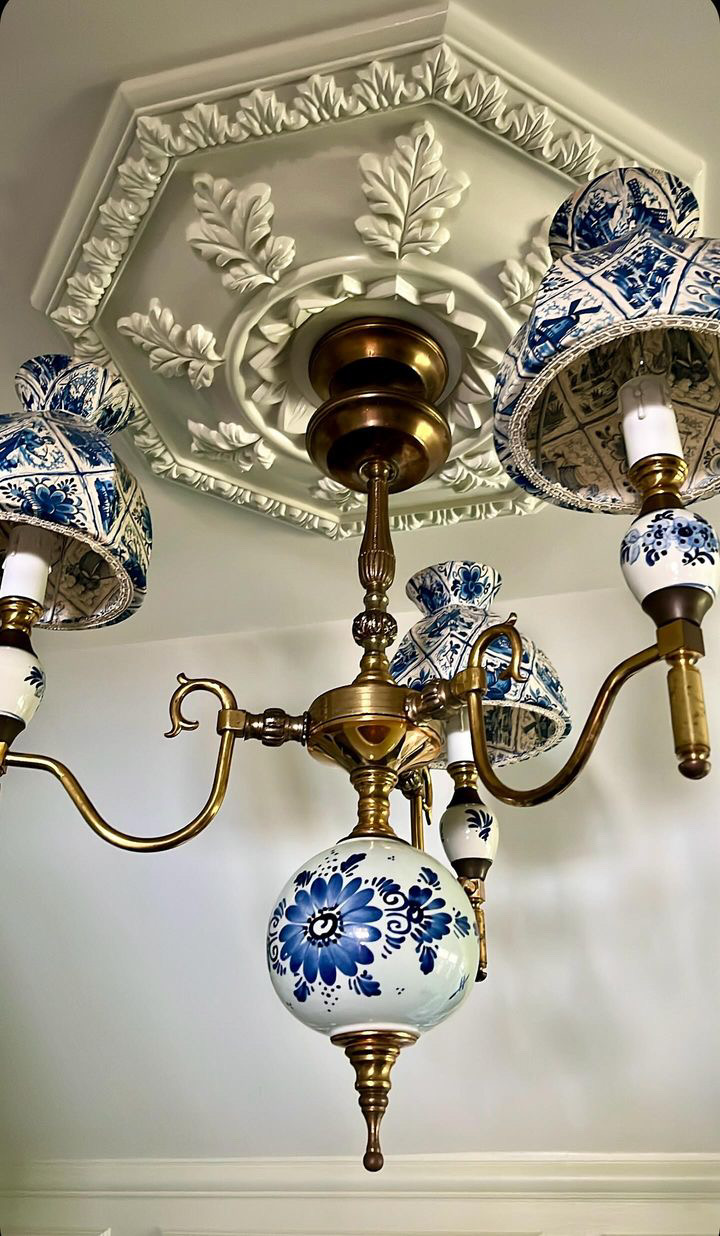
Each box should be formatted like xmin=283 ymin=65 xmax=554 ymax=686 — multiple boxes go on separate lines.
xmin=2 ymin=166 xmax=719 ymax=1169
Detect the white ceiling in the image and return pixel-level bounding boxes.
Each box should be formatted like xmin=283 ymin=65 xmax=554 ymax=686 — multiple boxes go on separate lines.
xmin=0 ymin=0 xmax=719 ymax=1171
xmin=1 ymin=0 xmax=720 ymax=645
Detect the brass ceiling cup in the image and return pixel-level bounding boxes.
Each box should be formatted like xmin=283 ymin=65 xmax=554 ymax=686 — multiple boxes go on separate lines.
xmin=306 ymin=319 xmax=452 ymax=493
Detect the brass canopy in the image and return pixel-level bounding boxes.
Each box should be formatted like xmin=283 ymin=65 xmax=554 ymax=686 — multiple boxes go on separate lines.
xmin=306 ymin=319 xmax=452 ymax=492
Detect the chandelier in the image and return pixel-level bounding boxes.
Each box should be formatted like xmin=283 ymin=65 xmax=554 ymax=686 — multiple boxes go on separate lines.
xmin=2 ymin=166 xmax=719 ymax=1170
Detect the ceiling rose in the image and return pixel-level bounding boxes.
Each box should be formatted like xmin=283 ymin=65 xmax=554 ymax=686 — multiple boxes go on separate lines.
xmin=33 ymin=30 xmax=691 ymax=537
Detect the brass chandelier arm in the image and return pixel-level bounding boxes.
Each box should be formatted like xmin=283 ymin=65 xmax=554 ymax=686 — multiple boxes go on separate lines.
xmin=4 ymin=675 xmax=309 ymax=851
xmin=466 ymin=642 xmax=663 ymax=807
xmin=4 ymin=735 xmax=237 ymax=852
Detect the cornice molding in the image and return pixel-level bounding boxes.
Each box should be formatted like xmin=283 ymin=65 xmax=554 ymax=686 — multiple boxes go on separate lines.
xmin=3 ymin=1153 xmax=719 ymax=1199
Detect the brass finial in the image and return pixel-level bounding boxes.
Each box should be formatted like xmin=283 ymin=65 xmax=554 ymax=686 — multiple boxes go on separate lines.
xmin=331 ymin=1028 xmax=418 ymax=1171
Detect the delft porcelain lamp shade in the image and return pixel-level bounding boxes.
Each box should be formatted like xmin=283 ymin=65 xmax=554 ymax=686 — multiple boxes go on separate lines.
xmin=0 ymin=355 xmax=151 ymax=741
xmin=494 ymin=166 xmax=720 ymax=627
xmin=494 ymin=167 xmax=720 ymax=516
xmin=389 ymin=560 xmax=571 ymax=769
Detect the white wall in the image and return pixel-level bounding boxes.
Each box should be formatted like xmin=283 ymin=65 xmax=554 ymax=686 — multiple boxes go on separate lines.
xmin=0 ymin=584 xmax=718 ymax=1233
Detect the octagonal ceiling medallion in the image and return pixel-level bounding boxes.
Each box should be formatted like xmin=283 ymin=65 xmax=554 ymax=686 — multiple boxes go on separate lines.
xmin=37 ymin=26 xmax=703 ymax=538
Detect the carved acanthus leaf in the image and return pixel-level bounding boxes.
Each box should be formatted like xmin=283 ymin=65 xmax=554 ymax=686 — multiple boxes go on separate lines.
xmin=351 ymin=60 xmax=410 ymax=110
xmin=234 ymin=88 xmax=305 ymax=137
xmin=293 ymin=74 xmax=362 ymax=122
xmin=310 ymin=477 xmax=365 ymax=512
xmin=188 ymin=420 xmax=276 ymax=473
xmin=439 ymin=443 xmax=507 ymax=494
xmin=410 ymin=45 xmax=459 ymax=98
xmin=547 ymin=128 xmax=601 ymax=179
xmin=498 ymin=218 xmax=552 ymax=317
xmin=187 ymin=174 xmax=296 ymax=294
xmin=116 ymin=299 xmax=224 ymax=389
xmin=498 ymin=102 xmax=554 ymax=155
xmin=175 ymin=102 xmax=235 ymax=151
xmin=355 ymin=121 xmax=469 ymax=259
xmin=451 ymin=68 xmax=506 ymax=123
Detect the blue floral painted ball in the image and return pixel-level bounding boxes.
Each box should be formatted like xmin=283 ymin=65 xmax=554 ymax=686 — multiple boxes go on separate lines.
xmin=267 ymin=837 xmax=479 ymax=1036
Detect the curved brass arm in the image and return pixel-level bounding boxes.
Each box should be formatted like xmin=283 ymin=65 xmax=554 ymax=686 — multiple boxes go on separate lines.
xmin=465 ymin=626 xmax=662 ymax=806
xmin=4 ymin=675 xmax=241 ymax=852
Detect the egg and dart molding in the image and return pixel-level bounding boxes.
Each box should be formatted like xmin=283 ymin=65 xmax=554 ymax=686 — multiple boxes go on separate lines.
xmin=1 ymin=169 xmax=719 ymax=1170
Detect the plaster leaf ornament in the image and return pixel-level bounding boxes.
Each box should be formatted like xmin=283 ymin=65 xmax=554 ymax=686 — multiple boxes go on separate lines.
xmin=187 ymin=174 xmax=296 ymax=294
xmin=234 ymin=88 xmax=306 ymax=137
xmin=98 ymin=196 xmax=145 ymax=239
xmin=70 ymin=329 xmax=113 ymax=366
xmin=134 ymin=114 xmax=176 ymax=161
xmin=81 ymin=235 xmax=128 ymax=275
xmin=293 ymin=74 xmax=362 ymax=123
xmin=410 ymin=44 xmax=459 ymax=98
xmin=351 ymin=60 xmax=411 ymax=110
xmin=175 ymin=101 xmax=235 ymax=151
xmin=498 ymin=218 xmax=552 ymax=318
xmin=451 ymin=68 xmax=507 ymax=123
xmin=498 ymin=102 xmax=554 ymax=156
xmin=547 ymin=128 xmax=601 ymax=179
xmin=311 ymin=477 xmax=365 ymax=512
xmin=188 ymin=419 xmax=276 ymax=473
xmin=116 ymin=299 xmax=224 ymax=389
xmin=116 ymin=156 xmax=164 ymax=203
xmin=438 ymin=443 xmax=507 ymax=494
xmin=354 ymin=121 xmax=470 ymax=259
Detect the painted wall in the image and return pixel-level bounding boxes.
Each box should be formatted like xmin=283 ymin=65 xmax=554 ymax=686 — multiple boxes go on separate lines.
xmin=0 ymin=584 xmax=718 ymax=1232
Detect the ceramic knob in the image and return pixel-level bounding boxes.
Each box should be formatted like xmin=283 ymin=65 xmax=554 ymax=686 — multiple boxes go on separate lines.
xmin=440 ymin=798 xmax=499 ymax=870
xmin=620 ymin=508 xmax=720 ymax=605
xmin=267 ymin=836 xmax=479 ymax=1036
xmin=0 ymin=644 xmax=45 ymax=726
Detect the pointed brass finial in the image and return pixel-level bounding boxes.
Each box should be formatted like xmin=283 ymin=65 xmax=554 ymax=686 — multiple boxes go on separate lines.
xmin=331 ymin=1028 xmax=418 ymax=1171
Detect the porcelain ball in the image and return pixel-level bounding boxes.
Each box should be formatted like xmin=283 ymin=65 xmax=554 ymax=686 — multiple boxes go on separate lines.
xmin=267 ymin=836 xmax=479 ymax=1036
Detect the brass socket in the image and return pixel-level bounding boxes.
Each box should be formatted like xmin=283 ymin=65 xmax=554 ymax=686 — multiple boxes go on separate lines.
xmin=628 ymin=453 xmax=688 ymax=513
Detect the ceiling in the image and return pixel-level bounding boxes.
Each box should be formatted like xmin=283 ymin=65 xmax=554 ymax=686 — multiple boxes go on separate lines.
xmin=1 ymin=0 xmax=719 ymax=646
xmin=0 ymin=0 xmax=719 ymax=1171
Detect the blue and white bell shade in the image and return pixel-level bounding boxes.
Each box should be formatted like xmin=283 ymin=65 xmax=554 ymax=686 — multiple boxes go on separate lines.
xmin=620 ymin=507 xmax=720 ymax=606
xmin=267 ymin=838 xmax=479 ymax=1036
xmin=493 ymin=167 xmax=720 ymax=515
xmin=0 ymin=355 xmax=152 ymax=628
xmin=389 ymin=561 xmax=571 ymax=768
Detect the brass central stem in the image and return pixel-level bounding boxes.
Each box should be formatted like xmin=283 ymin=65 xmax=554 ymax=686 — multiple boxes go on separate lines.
xmin=353 ymin=458 xmax=397 ymax=685
xmin=350 ymin=766 xmax=398 ymax=838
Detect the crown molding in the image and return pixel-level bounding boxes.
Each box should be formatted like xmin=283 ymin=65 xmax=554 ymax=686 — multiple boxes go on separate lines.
xmin=3 ymin=1153 xmax=719 ymax=1198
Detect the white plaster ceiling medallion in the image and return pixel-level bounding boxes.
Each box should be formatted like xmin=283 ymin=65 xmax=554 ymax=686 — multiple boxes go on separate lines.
xmin=36 ymin=31 xmax=699 ymax=538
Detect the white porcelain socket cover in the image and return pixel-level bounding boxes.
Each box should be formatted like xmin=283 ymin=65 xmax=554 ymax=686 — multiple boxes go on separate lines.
xmin=620 ymin=507 xmax=720 ymax=605
xmin=440 ymin=799 xmax=499 ymax=868
xmin=0 ymin=645 xmax=45 ymax=727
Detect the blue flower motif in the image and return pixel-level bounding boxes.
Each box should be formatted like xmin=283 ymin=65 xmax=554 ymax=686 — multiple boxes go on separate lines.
xmin=466 ymin=808 xmax=493 ymax=841
xmin=405 ymin=882 xmax=453 ymax=974
xmin=11 ymin=479 xmax=80 ymax=524
xmin=278 ymin=872 xmax=383 ymax=996
xmin=24 ymin=664 xmax=45 ymax=699
xmin=621 ymin=510 xmax=719 ymax=568
xmin=454 ymin=564 xmax=488 ymax=602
